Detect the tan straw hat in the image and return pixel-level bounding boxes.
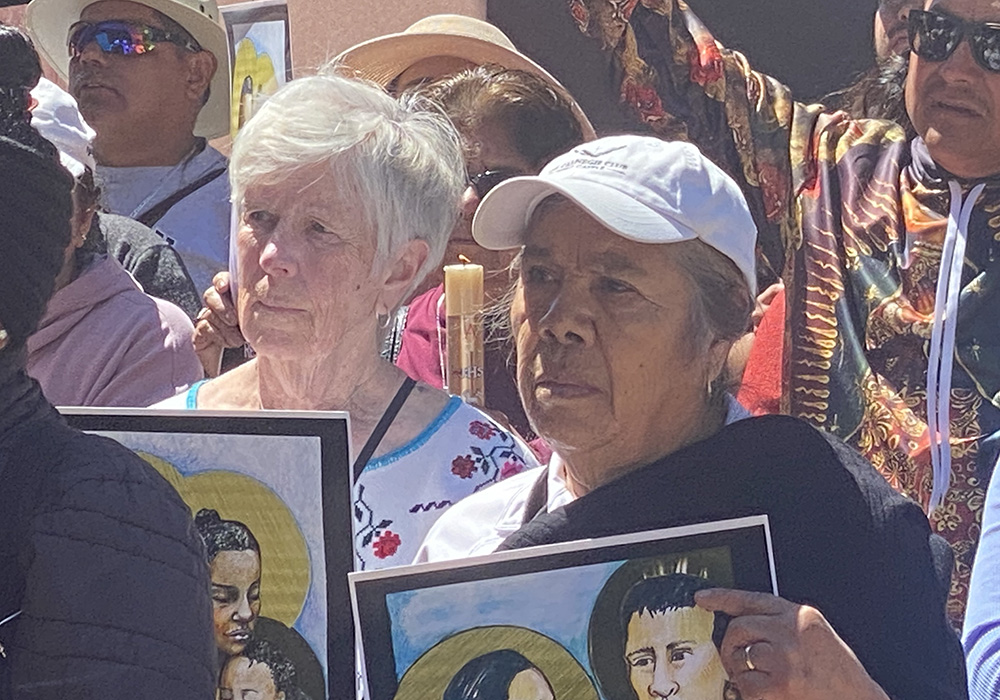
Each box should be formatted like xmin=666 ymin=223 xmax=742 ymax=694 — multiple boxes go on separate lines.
xmin=25 ymin=0 xmax=231 ymax=139
xmin=334 ymin=14 xmax=595 ymax=138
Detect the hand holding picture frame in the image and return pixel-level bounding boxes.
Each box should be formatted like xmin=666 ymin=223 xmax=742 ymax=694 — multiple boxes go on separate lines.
xmin=351 ymin=516 xmax=776 ymax=700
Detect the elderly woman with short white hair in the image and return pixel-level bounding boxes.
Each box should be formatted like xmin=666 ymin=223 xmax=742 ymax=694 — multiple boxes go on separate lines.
xmin=419 ymin=135 xmax=966 ymax=700
xmin=159 ymin=69 xmax=537 ymax=570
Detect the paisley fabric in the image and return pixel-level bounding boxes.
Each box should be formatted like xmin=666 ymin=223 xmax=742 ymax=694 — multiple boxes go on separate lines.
xmin=567 ymin=0 xmax=1000 ymax=625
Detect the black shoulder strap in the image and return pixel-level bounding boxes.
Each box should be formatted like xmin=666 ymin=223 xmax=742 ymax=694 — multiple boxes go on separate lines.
xmin=352 ymin=377 xmax=417 ymax=482
xmin=136 ymin=167 xmax=227 ymax=228
xmin=521 ymin=467 xmax=550 ymax=525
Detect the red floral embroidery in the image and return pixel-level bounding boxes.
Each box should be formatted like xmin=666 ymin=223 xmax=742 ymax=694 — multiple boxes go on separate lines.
xmin=373 ymin=530 xmax=401 ymax=559
xmin=687 ymin=43 xmax=724 ymax=86
xmin=452 ymin=455 xmax=476 ymax=478
xmin=500 ymin=461 xmax=525 ymax=479
xmin=621 ymin=78 xmax=666 ymax=122
xmin=469 ymin=420 xmax=497 ymax=440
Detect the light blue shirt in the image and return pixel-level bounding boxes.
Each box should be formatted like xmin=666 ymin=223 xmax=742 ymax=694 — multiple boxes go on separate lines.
xmin=964 ymin=458 xmax=1000 ymax=699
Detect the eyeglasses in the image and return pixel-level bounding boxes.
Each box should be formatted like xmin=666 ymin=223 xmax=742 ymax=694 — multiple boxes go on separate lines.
xmin=67 ymin=20 xmax=201 ymax=59
xmin=908 ymin=9 xmax=1000 ymax=73
xmin=468 ymin=169 xmax=521 ymax=200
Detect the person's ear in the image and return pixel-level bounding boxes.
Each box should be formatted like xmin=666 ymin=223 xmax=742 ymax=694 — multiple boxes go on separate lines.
xmin=377 ymin=239 xmax=430 ymax=314
xmin=183 ymin=50 xmax=217 ymax=104
xmin=705 ymin=336 xmax=734 ymax=389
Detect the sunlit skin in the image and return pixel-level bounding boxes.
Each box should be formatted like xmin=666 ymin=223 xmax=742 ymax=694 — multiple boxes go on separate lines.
xmin=905 ymin=0 xmax=1000 ymax=178
xmin=210 ymin=549 xmax=261 ymax=657
xmin=512 ymin=199 xmax=731 ymax=496
xmin=506 ymin=667 xmax=556 ymax=700
xmin=219 ymin=656 xmax=284 ymax=700
xmin=69 ymin=1 xmax=216 ymax=166
xmin=625 ymin=607 xmax=729 ymax=700
xmin=235 ymin=165 xmax=385 ymax=363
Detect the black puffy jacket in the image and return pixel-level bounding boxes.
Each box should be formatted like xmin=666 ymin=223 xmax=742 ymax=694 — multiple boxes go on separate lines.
xmin=0 ymin=359 xmax=215 ymax=699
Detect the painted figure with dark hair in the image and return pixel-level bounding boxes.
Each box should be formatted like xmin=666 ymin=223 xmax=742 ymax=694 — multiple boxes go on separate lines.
xmin=220 ymin=637 xmax=311 ymax=700
xmin=195 ymin=508 xmax=261 ymax=660
xmin=194 ymin=508 xmax=325 ymax=699
xmin=619 ymin=575 xmax=737 ymax=700
xmin=443 ymin=649 xmax=555 ymax=700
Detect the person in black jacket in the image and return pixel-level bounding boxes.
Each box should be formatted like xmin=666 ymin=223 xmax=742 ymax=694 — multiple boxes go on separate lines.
xmin=0 ymin=25 xmax=215 ymax=699
xmin=456 ymin=134 xmax=965 ymax=700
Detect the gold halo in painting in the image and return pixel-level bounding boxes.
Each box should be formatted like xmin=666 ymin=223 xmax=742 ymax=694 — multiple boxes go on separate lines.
xmin=140 ymin=452 xmax=309 ymax=626
xmin=393 ymin=625 xmax=598 ymax=700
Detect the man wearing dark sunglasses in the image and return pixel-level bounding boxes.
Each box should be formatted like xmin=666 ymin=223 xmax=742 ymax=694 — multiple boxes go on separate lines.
xmin=25 ymin=0 xmax=232 ymax=297
xmin=541 ymin=0 xmax=1000 ymax=698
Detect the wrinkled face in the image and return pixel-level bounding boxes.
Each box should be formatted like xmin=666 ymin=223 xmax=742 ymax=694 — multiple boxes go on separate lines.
xmin=210 ymin=549 xmax=261 ymax=657
xmin=906 ymin=0 xmax=1000 ymax=177
xmin=236 ymin=166 xmax=382 ymax=360
xmin=876 ymin=0 xmax=923 ymax=57
xmin=219 ymin=656 xmax=284 ymax=700
xmin=512 ymin=198 xmax=727 ymax=468
xmin=69 ymin=1 xmax=203 ymax=135
xmin=506 ymin=667 xmax=555 ymax=700
xmin=624 ymin=607 xmax=728 ymax=700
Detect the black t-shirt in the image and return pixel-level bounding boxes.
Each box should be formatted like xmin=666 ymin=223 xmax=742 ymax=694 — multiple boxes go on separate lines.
xmin=499 ymin=415 xmax=967 ymax=700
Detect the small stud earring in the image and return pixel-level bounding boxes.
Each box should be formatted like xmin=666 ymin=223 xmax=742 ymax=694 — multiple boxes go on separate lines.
xmin=0 ymin=328 xmax=9 ymax=352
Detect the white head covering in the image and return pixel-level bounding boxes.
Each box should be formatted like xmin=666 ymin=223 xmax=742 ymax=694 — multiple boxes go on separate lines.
xmin=30 ymin=78 xmax=96 ymax=178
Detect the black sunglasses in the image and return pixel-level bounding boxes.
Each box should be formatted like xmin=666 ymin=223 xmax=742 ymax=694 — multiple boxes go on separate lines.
xmin=468 ymin=169 xmax=521 ymax=200
xmin=908 ymin=9 xmax=1000 ymax=73
xmin=68 ymin=20 xmax=201 ymax=59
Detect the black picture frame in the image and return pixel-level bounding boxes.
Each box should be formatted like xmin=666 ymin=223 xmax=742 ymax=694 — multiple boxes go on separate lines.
xmin=62 ymin=408 xmax=353 ymax=700
xmin=351 ymin=515 xmax=775 ymax=700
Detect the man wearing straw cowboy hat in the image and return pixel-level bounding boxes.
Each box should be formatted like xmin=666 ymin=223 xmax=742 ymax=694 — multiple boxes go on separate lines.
xmin=25 ymin=0 xmax=231 ymax=295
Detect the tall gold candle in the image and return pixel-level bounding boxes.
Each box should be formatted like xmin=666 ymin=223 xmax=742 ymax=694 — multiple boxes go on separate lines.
xmin=444 ymin=256 xmax=485 ymax=406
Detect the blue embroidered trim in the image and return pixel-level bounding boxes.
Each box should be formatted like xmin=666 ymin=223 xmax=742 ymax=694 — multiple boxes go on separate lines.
xmin=362 ymin=396 xmax=462 ymax=473
xmin=186 ymin=379 xmax=208 ymax=410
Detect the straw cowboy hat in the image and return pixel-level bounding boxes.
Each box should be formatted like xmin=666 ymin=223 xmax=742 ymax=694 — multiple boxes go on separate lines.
xmin=335 ymin=14 xmax=595 ymax=139
xmin=26 ymin=0 xmax=231 ymax=139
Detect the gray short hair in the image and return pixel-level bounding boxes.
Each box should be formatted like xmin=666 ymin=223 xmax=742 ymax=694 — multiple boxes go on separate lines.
xmin=230 ymin=67 xmax=466 ymax=297
xmin=671 ymin=239 xmax=754 ymax=406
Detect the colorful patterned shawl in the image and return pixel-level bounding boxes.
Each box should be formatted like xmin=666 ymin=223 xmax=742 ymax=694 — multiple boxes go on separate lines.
xmin=566 ymin=0 xmax=1000 ymax=624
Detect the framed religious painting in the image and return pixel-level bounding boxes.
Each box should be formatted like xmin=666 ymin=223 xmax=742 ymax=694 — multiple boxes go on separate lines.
xmin=351 ymin=515 xmax=776 ymax=700
xmin=62 ymin=408 xmax=352 ymax=700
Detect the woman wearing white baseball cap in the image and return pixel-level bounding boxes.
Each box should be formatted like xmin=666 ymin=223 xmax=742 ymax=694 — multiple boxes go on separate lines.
xmin=418 ymin=135 xmax=965 ymax=700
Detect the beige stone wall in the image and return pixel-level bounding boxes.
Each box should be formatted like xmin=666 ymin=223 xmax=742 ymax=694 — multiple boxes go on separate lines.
xmin=1 ymin=0 xmax=487 ymax=78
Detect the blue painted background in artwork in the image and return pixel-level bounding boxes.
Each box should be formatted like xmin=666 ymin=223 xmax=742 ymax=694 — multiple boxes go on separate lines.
xmin=386 ymin=560 xmax=625 ymax=681
xmin=99 ymin=430 xmax=327 ymax=676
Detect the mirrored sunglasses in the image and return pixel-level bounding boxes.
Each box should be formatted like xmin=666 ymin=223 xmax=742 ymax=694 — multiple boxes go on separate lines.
xmin=468 ymin=169 xmax=521 ymax=200
xmin=908 ymin=9 xmax=1000 ymax=73
xmin=67 ymin=20 xmax=201 ymax=59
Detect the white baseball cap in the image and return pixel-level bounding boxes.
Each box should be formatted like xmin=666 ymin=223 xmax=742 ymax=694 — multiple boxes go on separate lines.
xmin=472 ymin=135 xmax=758 ymax=295
xmin=30 ymin=78 xmax=96 ymax=178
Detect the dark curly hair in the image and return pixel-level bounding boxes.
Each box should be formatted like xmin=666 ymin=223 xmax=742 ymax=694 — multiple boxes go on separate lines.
xmin=238 ymin=637 xmax=306 ymax=699
xmin=194 ymin=508 xmax=261 ymax=563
